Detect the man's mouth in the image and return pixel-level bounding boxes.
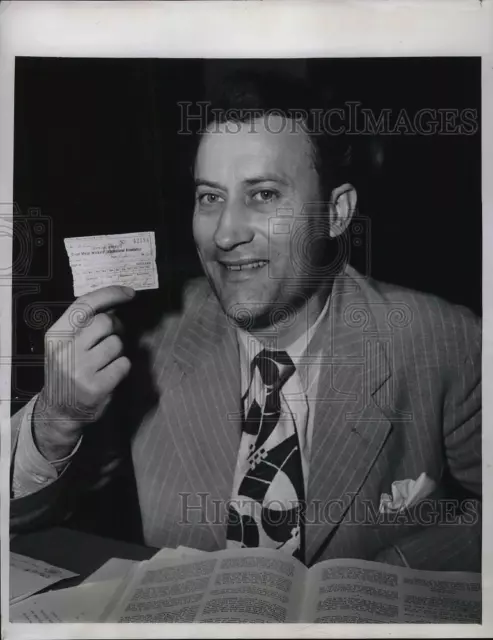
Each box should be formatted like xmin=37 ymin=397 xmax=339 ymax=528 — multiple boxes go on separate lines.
xmin=219 ymin=259 xmax=269 ymax=272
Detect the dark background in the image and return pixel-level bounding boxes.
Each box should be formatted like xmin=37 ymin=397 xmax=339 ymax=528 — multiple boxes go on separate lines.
xmin=12 ymin=57 xmax=482 ymax=412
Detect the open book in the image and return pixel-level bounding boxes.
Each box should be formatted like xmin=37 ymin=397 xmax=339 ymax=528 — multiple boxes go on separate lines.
xmin=100 ymin=547 xmax=481 ymax=624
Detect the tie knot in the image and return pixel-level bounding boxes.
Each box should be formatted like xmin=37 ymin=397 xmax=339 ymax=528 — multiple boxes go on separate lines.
xmin=253 ymin=349 xmax=295 ymax=389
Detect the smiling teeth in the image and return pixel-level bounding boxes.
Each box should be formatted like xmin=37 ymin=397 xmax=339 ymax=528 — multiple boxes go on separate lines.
xmin=225 ymin=261 xmax=268 ymax=271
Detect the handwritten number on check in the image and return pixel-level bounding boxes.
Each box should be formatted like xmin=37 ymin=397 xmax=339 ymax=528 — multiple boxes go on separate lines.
xmin=64 ymin=231 xmax=159 ymax=297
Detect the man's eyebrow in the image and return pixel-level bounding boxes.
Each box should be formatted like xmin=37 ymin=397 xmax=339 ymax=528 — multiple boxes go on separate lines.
xmin=194 ymin=179 xmax=225 ymax=190
xmin=243 ymin=174 xmax=291 ymax=186
xmin=194 ymin=175 xmax=291 ymax=190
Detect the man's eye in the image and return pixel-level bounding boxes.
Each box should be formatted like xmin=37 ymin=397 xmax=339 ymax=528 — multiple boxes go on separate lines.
xmin=252 ymin=190 xmax=279 ymax=203
xmin=198 ymin=193 xmax=224 ymax=205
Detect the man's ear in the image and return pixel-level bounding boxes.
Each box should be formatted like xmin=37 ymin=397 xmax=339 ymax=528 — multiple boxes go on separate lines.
xmin=329 ymin=183 xmax=357 ymax=238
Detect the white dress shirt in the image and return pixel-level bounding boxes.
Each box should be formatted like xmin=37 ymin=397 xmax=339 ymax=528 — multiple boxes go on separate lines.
xmin=235 ymin=291 xmax=332 ymax=494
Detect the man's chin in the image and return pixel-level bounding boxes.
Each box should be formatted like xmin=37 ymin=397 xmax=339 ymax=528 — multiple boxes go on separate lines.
xmin=219 ymin=296 xmax=272 ymax=331
xmin=207 ymin=276 xmax=291 ymax=331
xmin=221 ymin=295 xmax=297 ymax=333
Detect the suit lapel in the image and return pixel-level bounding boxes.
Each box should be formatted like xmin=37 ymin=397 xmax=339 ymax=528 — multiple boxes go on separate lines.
xmin=168 ymin=288 xmax=242 ymax=549
xmin=305 ymin=270 xmax=393 ymax=565
xmin=160 ymin=271 xmax=394 ymax=557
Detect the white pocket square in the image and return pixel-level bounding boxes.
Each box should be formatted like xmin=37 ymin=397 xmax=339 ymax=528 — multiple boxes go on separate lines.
xmin=379 ymin=472 xmax=437 ymax=514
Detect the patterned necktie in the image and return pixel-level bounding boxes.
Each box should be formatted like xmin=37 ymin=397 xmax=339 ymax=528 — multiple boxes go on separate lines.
xmin=227 ymin=348 xmax=306 ymax=562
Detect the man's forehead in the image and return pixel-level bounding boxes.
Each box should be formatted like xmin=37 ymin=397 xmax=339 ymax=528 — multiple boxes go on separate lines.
xmin=195 ymin=116 xmax=314 ymax=177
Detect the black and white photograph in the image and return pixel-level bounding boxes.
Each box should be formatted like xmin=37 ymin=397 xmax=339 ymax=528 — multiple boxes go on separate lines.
xmin=0 ymin=0 xmax=491 ymax=635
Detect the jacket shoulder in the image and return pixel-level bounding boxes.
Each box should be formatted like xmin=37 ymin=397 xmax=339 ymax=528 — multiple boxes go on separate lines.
xmin=345 ymin=266 xmax=481 ymax=351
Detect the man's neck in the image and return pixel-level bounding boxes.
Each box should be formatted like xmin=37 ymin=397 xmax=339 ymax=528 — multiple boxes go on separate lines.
xmin=248 ymin=282 xmax=333 ymax=351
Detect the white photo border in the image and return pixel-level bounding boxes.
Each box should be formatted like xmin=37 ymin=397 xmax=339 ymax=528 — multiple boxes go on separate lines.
xmin=0 ymin=1 xmax=492 ymax=638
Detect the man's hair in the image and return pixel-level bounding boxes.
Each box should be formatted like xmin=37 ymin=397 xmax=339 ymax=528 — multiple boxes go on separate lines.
xmin=195 ymin=67 xmax=352 ymax=203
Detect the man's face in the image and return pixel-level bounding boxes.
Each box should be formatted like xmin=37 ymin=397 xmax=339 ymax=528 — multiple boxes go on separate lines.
xmin=193 ymin=115 xmax=327 ymax=327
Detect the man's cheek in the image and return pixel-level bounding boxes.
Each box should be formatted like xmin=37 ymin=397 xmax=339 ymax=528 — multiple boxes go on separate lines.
xmin=268 ymin=250 xmax=293 ymax=280
xmin=194 ymin=230 xmax=214 ymax=261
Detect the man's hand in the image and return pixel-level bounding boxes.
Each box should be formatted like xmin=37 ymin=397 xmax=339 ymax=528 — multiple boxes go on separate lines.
xmin=33 ymin=285 xmax=136 ymax=461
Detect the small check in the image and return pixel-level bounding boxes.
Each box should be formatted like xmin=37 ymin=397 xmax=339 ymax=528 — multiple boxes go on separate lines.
xmin=64 ymin=231 xmax=159 ymax=297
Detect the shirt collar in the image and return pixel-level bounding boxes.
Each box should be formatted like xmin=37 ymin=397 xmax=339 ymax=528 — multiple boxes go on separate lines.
xmin=236 ymin=291 xmax=332 ymax=364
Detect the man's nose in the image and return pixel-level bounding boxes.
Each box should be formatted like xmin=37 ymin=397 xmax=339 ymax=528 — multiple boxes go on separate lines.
xmin=213 ymin=202 xmax=254 ymax=251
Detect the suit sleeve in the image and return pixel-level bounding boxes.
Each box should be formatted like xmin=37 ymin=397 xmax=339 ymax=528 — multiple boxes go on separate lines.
xmin=442 ymin=316 xmax=481 ymax=497
xmin=375 ymin=308 xmax=482 ymax=571
xmin=11 ymin=395 xmax=82 ymax=499
xmin=375 ymin=504 xmax=482 ymax=572
xmin=10 ymin=397 xmax=84 ymax=532
xmin=10 ymin=397 xmax=126 ymax=533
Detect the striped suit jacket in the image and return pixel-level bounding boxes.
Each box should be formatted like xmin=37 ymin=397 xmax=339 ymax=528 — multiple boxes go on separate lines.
xmin=11 ymin=265 xmax=482 ymax=570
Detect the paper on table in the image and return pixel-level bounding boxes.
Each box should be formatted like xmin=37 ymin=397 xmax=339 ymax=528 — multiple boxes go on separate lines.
xmin=81 ymin=558 xmax=137 ymax=585
xmin=147 ymin=546 xmax=208 ymax=565
xmin=64 ymin=231 xmax=159 ymax=297
xmin=10 ymin=553 xmax=78 ymax=604
xmin=177 ymin=545 xmax=209 ymax=556
xmin=10 ymin=579 xmax=121 ymax=623
xmin=149 ymin=547 xmax=184 ymax=563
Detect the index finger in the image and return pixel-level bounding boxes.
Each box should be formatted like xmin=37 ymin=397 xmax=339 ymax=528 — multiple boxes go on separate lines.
xmin=59 ymin=286 xmax=136 ymax=331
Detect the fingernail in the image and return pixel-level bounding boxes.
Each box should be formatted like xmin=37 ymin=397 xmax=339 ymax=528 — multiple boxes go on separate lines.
xmin=123 ymin=286 xmax=136 ymax=296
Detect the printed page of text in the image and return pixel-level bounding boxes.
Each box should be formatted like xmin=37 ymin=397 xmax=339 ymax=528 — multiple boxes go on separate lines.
xmin=302 ymin=558 xmax=481 ymax=623
xmin=399 ymin=567 xmax=481 ymax=623
xmin=302 ymin=558 xmax=402 ymax=623
xmin=10 ymin=579 xmax=122 ymax=623
xmin=105 ymin=548 xmax=307 ymax=623
xmin=10 ymin=553 xmax=78 ymax=604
